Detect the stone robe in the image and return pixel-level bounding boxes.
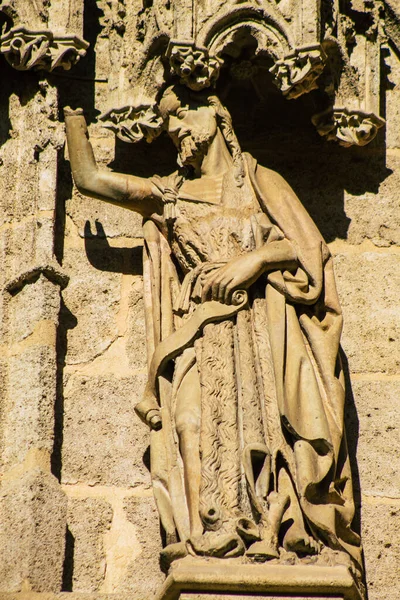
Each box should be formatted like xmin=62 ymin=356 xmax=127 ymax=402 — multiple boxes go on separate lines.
xmin=136 ymin=153 xmax=362 ymax=567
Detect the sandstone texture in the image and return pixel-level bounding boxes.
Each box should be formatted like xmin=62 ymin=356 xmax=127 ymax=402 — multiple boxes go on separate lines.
xmin=0 ymin=1 xmax=399 ymax=600
xmin=180 ymin=596 xmax=343 ymax=600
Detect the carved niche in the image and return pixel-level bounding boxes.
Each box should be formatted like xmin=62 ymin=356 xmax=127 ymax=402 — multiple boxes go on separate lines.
xmin=101 ymin=0 xmax=395 ymax=149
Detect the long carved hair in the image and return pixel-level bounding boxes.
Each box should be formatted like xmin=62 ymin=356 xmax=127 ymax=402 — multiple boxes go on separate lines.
xmin=159 ymin=85 xmax=245 ymax=187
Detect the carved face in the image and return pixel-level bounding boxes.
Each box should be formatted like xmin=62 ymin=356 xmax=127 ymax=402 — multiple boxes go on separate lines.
xmin=159 ymin=88 xmax=218 ymax=167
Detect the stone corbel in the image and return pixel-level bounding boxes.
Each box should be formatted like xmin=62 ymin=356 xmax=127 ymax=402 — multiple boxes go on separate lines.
xmin=0 ymin=26 xmax=89 ymax=72
xmin=166 ymin=40 xmax=222 ymax=91
xmin=311 ymin=107 xmax=385 ymax=147
xmin=99 ymin=104 xmax=164 ymax=144
xmin=5 ymin=263 xmax=69 ymax=295
xmin=270 ymin=45 xmax=327 ymax=100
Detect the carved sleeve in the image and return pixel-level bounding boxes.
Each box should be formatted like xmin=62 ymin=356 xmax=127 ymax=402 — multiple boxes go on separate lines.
xmin=64 ymin=108 xmax=162 ymax=217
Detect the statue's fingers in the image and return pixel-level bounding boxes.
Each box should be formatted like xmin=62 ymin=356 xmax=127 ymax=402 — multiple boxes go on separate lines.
xmin=225 ymin=279 xmax=239 ymax=304
xmin=201 ymin=283 xmax=209 ymax=303
xmin=201 ymin=277 xmax=214 ymax=302
xmin=224 ymin=283 xmax=233 ymax=304
xmin=201 ymin=268 xmax=226 ymax=302
xmin=211 ymin=279 xmax=221 ymax=301
xmin=217 ymin=279 xmax=228 ymax=303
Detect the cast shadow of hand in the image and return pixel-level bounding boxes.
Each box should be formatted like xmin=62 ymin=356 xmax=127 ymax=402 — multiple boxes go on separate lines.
xmin=84 ymin=220 xmax=143 ymax=276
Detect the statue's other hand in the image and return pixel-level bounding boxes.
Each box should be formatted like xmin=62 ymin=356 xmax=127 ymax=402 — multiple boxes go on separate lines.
xmin=148 ymin=410 xmax=162 ymax=431
xmin=201 ymin=252 xmax=265 ymax=304
xmin=63 ymin=106 xmax=84 ymax=117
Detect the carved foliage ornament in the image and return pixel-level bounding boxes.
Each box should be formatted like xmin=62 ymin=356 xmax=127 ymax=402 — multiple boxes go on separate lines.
xmin=100 ymin=104 xmax=164 ymax=144
xmin=312 ymin=107 xmax=385 ymax=147
xmin=270 ymin=45 xmax=327 ymax=100
xmin=167 ymin=40 xmax=222 ymax=91
xmin=0 ymin=26 xmax=89 ymax=72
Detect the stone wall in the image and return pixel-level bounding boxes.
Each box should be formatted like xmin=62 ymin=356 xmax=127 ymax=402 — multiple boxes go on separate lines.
xmin=0 ymin=1 xmax=399 ymax=599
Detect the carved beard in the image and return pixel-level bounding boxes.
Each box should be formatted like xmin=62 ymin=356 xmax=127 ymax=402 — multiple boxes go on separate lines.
xmin=177 ymin=131 xmax=213 ymax=167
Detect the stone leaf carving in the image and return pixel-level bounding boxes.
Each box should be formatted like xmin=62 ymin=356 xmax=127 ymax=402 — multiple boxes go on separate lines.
xmin=100 ymin=105 xmax=164 ymax=144
xmin=270 ymin=45 xmax=327 ymax=99
xmin=0 ymin=26 xmax=89 ymax=72
xmin=312 ymin=107 xmax=385 ymax=147
xmin=167 ymin=40 xmax=222 ymax=91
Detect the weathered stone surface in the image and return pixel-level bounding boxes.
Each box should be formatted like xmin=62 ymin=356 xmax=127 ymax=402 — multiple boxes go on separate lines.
xmin=66 ymin=192 xmax=143 ymax=240
xmin=9 ymin=275 xmax=60 ymax=342
xmin=122 ymin=496 xmax=164 ymax=596
xmin=343 ymin=155 xmax=400 ymax=248
xmin=0 ymin=0 xmax=399 ymax=597
xmin=4 ymin=345 xmax=57 ymax=468
xmin=156 ymin=562 xmax=360 ymax=600
xmin=181 ymin=596 xmax=343 ymax=600
xmin=62 ymin=373 xmax=149 ymax=487
xmin=334 ymin=252 xmax=400 ymax=374
xmin=3 ymin=273 xmax=60 ymax=472
xmin=7 ymin=220 xmax=37 ymax=279
xmin=0 ymin=469 xmax=67 ymax=593
xmin=0 ymin=356 xmax=8 ymax=453
xmin=362 ymin=503 xmax=400 ymax=600
xmin=62 ymin=245 xmax=122 ymax=365
xmin=66 ymin=497 xmax=113 ymax=593
xmin=0 ymin=594 xmax=133 ymax=600
xmin=346 ymin=380 xmax=400 ymax=498
xmin=385 ymin=46 xmax=400 ymax=150
xmin=64 ymin=125 xmax=142 ymax=240
xmin=125 ymin=280 xmax=147 ymax=372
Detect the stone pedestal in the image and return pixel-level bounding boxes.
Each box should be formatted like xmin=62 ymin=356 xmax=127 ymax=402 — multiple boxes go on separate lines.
xmin=181 ymin=596 xmax=343 ymax=600
xmin=155 ymin=560 xmax=362 ymax=600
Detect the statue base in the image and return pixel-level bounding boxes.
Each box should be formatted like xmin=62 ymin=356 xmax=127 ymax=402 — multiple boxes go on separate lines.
xmin=155 ymin=558 xmax=363 ymax=600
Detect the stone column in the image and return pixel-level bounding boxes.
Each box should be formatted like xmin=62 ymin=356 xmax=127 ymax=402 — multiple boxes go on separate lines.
xmin=0 ymin=272 xmax=68 ymax=592
xmin=0 ymin=0 xmax=85 ymax=589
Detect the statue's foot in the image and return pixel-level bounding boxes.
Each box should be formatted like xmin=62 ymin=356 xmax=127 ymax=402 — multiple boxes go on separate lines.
xmin=246 ymin=538 xmax=279 ymax=561
xmin=160 ymin=541 xmax=188 ymax=572
xmin=284 ymin=529 xmax=320 ymax=556
xmin=188 ymin=531 xmax=245 ymax=558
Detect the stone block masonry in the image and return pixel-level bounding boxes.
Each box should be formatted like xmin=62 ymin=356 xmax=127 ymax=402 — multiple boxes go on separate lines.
xmin=0 ymin=1 xmax=399 ymax=599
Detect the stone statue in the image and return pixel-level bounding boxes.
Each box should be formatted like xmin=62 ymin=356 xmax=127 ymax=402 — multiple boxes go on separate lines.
xmin=65 ymin=85 xmax=362 ymax=576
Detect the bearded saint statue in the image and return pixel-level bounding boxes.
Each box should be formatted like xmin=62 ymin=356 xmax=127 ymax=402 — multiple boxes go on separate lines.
xmin=65 ymin=84 xmax=363 ymax=577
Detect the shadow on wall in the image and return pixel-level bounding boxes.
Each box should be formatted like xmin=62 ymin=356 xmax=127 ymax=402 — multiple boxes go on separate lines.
xmin=52 ymin=300 xmax=78 ymax=483
xmin=93 ymin=75 xmax=392 ymax=246
xmin=341 ymin=349 xmax=369 ymax=596
xmin=0 ymin=12 xmax=13 ymax=147
xmin=84 ymin=221 xmax=143 ymax=276
xmin=54 ymin=0 xmax=103 ymax=123
xmin=219 ymin=78 xmax=392 ymax=244
xmin=0 ymin=62 xmax=41 ymax=148
xmin=340 ymin=350 xmax=362 ymax=528
xmin=109 ymin=133 xmax=178 ymax=178
xmin=61 ymin=527 xmax=75 ymax=592
xmin=54 ymin=146 xmax=73 ymax=265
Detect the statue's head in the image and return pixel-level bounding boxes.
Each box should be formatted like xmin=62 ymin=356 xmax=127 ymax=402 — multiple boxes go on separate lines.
xmin=159 ymin=85 xmax=217 ymax=168
xmin=159 ymin=85 xmax=244 ymax=184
